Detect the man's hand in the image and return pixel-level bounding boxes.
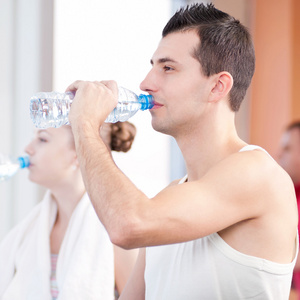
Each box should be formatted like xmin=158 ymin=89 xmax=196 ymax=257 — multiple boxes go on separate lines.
xmin=66 ymin=80 xmax=119 ymax=132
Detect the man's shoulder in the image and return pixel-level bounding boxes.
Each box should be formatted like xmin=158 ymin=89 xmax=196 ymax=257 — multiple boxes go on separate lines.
xmin=235 ymin=147 xmax=291 ymax=185
xmin=208 ymin=146 xmax=295 ymax=203
xmin=223 ymin=146 xmax=286 ymax=179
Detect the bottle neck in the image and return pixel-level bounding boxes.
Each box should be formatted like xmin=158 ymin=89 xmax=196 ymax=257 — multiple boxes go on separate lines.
xmin=138 ymin=94 xmax=154 ymax=110
xmin=18 ymin=156 xmax=30 ymax=168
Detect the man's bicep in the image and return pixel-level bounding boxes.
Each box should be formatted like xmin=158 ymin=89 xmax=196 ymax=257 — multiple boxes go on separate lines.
xmin=119 ymin=248 xmax=146 ymax=300
xmin=146 ymin=152 xmax=266 ymax=243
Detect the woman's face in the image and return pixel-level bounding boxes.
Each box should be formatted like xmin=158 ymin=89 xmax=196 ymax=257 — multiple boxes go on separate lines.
xmin=25 ymin=126 xmax=77 ymax=188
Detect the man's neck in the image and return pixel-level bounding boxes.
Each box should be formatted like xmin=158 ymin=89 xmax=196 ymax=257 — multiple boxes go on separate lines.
xmin=175 ymin=116 xmax=245 ymax=181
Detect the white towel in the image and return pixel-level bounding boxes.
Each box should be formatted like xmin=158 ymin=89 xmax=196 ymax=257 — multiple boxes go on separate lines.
xmin=0 ymin=191 xmax=115 ymax=300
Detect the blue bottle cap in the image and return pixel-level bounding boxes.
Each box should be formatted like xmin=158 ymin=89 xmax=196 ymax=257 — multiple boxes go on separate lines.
xmin=18 ymin=156 xmax=30 ymax=169
xmin=138 ymin=94 xmax=154 ymax=110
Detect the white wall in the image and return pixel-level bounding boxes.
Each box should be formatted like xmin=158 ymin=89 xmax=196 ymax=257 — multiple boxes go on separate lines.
xmin=0 ymin=0 xmax=15 ymax=240
xmin=53 ymin=0 xmax=173 ymax=197
xmin=0 ymin=0 xmax=52 ymax=240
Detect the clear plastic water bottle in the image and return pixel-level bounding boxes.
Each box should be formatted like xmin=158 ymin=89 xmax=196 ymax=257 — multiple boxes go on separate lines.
xmin=0 ymin=154 xmax=30 ymax=182
xmin=30 ymin=87 xmax=154 ymax=129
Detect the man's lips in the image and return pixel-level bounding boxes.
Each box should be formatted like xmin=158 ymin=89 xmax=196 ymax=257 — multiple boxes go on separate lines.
xmin=151 ymin=102 xmax=164 ymax=110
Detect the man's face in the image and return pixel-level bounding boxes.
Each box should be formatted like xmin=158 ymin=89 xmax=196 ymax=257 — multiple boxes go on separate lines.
xmin=278 ymin=127 xmax=300 ymax=184
xmin=140 ymin=30 xmax=214 ymax=137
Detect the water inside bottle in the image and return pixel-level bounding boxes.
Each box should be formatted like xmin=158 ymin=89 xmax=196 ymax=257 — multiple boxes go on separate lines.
xmin=0 ymin=163 xmax=20 ymax=181
xmin=105 ymin=101 xmax=141 ymax=123
xmin=30 ymin=92 xmax=73 ymax=128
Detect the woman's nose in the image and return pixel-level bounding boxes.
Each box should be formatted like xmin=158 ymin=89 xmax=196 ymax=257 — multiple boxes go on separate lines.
xmin=24 ymin=141 xmax=34 ymax=156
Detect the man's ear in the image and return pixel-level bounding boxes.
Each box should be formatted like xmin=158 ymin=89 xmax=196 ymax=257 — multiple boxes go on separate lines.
xmin=209 ymin=72 xmax=233 ymax=103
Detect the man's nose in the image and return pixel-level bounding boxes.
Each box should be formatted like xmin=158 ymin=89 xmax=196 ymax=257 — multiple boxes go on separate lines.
xmin=140 ymin=69 xmax=157 ymax=93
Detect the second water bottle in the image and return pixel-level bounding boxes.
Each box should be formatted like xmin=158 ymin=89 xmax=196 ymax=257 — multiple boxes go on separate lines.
xmin=0 ymin=155 xmax=30 ymax=182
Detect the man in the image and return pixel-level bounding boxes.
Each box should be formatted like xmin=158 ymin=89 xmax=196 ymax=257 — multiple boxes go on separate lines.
xmin=278 ymin=122 xmax=300 ymax=299
xmin=68 ymin=3 xmax=298 ymax=299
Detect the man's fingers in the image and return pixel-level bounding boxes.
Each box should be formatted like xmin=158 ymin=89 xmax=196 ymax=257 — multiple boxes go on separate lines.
xmin=101 ymin=80 xmax=119 ymax=98
xmin=65 ymin=80 xmax=83 ymax=93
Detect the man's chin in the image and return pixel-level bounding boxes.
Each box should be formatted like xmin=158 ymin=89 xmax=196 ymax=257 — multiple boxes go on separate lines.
xmin=151 ymin=119 xmax=170 ymax=136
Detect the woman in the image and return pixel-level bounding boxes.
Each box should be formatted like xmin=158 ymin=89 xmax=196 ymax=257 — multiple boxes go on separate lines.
xmin=0 ymin=122 xmax=138 ymax=300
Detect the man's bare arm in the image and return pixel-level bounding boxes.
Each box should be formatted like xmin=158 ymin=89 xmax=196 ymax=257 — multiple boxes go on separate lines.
xmin=68 ymin=81 xmax=295 ymax=251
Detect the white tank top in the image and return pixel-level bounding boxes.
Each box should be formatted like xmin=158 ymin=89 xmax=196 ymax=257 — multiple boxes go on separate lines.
xmin=145 ymin=145 xmax=298 ymax=300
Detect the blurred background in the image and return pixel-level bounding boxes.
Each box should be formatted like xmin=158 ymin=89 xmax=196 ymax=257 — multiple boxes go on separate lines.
xmin=0 ymin=0 xmax=299 ymax=241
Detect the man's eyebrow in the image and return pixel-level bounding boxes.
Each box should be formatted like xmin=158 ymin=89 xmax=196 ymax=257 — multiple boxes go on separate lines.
xmin=150 ymin=57 xmax=178 ymax=65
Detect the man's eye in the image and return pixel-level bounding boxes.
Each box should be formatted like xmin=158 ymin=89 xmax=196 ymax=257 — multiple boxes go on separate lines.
xmin=39 ymin=138 xmax=47 ymax=142
xmin=163 ymin=66 xmax=173 ymax=71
